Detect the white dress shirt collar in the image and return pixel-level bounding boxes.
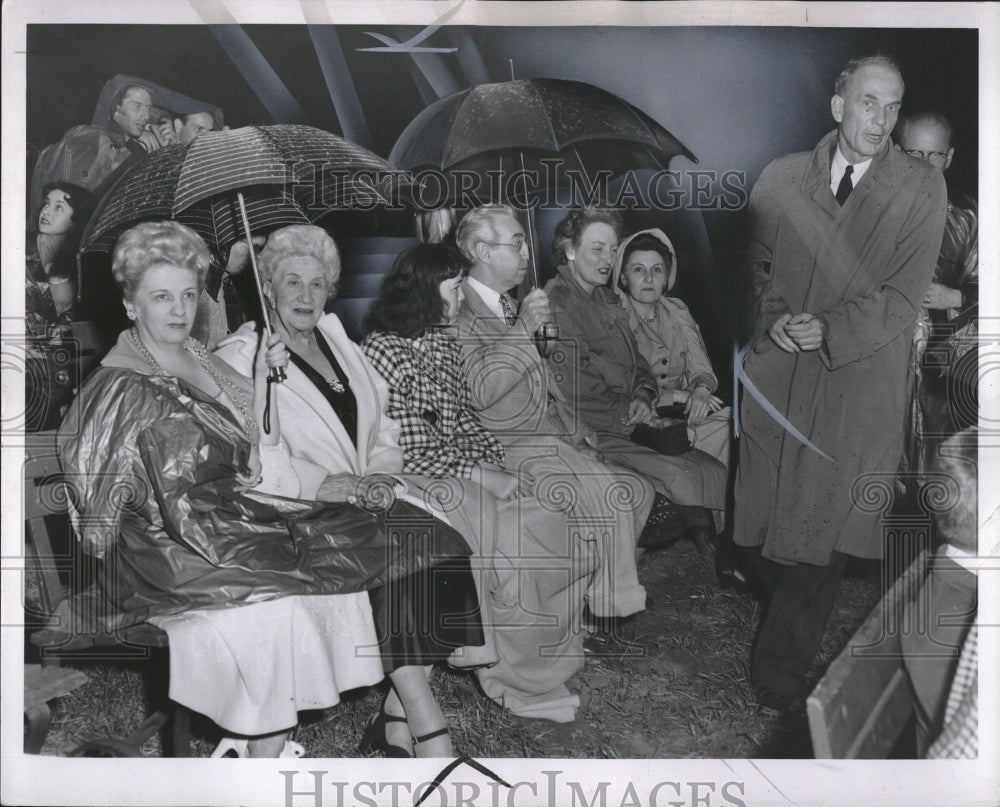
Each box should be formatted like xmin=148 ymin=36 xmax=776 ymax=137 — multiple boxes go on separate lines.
xmin=466 ymin=275 xmax=506 ymax=319
xmin=830 ymin=146 xmax=873 ymax=195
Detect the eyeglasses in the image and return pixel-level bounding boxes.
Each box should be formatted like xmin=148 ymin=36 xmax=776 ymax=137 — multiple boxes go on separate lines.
xmin=484 ymin=237 xmax=528 ymax=252
xmin=902 ymin=148 xmax=949 ymax=162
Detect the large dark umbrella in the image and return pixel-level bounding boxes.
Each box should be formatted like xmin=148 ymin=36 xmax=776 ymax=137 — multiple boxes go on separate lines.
xmin=391 ymin=78 xmax=695 ymax=347
xmin=390 ymin=77 xmax=697 ymax=213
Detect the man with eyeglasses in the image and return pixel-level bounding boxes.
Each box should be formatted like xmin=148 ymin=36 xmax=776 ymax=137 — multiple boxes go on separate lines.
xmin=735 ymin=55 xmax=948 ymax=714
xmin=894 ymin=113 xmax=978 ymax=483
xmin=451 ymin=203 xmax=655 ymax=649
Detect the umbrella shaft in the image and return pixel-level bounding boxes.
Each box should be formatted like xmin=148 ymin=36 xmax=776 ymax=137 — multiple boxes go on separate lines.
xmin=236 ymin=192 xmax=286 ymax=387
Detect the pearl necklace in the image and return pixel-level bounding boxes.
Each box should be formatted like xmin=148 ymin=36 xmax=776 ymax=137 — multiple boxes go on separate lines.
xmin=128 ymin=328 xmax=260 ymax=451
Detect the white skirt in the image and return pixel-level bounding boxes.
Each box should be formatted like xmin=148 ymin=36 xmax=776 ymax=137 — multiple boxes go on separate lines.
xmin=149 ymin=593 xmax=384 ymax=736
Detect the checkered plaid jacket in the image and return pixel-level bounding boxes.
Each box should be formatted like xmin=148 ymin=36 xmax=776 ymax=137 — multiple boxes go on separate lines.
xmin=361 ymin=328 xmax=505 ymax=479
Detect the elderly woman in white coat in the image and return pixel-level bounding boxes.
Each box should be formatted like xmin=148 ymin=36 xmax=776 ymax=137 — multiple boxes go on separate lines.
xmin=215 ymin=226 xmax=489 ymax=757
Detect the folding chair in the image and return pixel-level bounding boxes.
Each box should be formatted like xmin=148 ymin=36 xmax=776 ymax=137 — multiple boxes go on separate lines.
xmin=23 ymin=430 xmax=194 ymax=756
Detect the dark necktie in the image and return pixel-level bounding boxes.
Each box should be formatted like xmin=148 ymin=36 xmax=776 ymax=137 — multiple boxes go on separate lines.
xmin=835 ymin=164 xmax=854 ymax=206
xmin=500 ymin=295 xmax=517 ymax=327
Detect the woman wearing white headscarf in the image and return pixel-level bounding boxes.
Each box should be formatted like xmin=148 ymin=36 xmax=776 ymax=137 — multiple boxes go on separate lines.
xmin=611 ymin=228 xmax=732 ymax=467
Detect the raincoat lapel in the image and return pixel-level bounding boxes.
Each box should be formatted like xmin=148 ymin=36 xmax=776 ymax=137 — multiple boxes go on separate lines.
xmin=804 ymin=131 xmax=841 ymax=220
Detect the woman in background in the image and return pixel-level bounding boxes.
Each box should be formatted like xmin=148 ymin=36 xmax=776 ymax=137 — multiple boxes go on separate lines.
xmin=611 ymin=228 xmax=732 ymax=467
xmin=26 ymin=182 xmax=92 ymax=337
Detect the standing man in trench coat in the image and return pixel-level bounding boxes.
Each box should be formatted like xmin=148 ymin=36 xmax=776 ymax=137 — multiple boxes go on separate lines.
xmin=735 ymin=55 xmax=947 ymax=712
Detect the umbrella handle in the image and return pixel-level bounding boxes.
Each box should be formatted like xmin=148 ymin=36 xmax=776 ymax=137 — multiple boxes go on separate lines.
xmin=236 ymin=192 xmax=286 ymax=387
xmin=535 ymin=322 xmax=560 ymax=358
xmin=516 ymin=193 xmax=559 ymax=356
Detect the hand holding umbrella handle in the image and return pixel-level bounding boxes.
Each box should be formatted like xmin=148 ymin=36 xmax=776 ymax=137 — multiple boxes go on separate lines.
xmin=535 ymin=322 xmax=560 ymax=357
xmin=517 ymin=196 xmax=559 ymax=356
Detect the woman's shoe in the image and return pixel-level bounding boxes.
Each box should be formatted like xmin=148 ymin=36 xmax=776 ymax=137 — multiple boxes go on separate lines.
xmin=212 ymin=737 xmax=248 ymax=758
xmin=411 ymin=726 xmax=450 ymax=755
xmin=683 ymin=525 xmax=713 ymax=557
xmin=713 ymin=532 xmax=756 ymax=597
xmin=357 ymin=704 xmax=412 ymax=758
xmin=717 ymin=566 xmax=751 ymax=595
xmin=213 ymin=736 xmax=305 ymax=758
xmin=280 ymin=740 xmax=305 ymax=758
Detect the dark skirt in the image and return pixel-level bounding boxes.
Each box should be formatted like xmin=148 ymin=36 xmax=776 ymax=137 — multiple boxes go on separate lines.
xmin=369 ymin=556 xmax=483 ymax=672
xmin=360 ymin=500 xmax=484 ymax=672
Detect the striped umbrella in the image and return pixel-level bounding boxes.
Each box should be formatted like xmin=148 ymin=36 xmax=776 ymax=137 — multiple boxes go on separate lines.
xmin=79 ymin=124 xmax=411 ymax=397
xmin=80 ymin=124 xmax=412 ymax=255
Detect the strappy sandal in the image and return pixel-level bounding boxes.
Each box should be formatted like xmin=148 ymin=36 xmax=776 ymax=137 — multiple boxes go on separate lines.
xmin=411 ymin=726 xmax=449 ymax=755
xmin=357 ymin=703 xmax=412 ymax=758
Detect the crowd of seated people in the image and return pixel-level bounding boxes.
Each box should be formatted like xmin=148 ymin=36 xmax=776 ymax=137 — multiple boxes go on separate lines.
xmin=47 ymin=193 xmax=752 ymax=757
xmin=28 ymin=70 xmax=975 ymax=761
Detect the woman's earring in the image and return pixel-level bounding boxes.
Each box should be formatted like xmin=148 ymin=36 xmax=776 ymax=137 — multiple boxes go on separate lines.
xmin=126 ymin=309 xmax=136 ymax=320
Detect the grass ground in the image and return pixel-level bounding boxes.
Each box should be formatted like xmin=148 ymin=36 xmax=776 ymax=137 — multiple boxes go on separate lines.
xmin=30 ymin=537 xmax=881 ymax=759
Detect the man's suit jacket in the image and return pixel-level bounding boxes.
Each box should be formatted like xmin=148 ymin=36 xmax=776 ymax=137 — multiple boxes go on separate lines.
xmin=452 ymin=282 xmax=585 ymax=447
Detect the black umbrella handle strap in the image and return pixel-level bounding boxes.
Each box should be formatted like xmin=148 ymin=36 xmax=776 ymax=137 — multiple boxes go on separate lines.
xmin=263 ymin=374 xmax=276 ymax=436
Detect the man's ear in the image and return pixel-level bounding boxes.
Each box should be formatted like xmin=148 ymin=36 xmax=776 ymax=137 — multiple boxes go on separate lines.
xmin=944 ymin=147 xmax=955 ymax=171
xmin=475 ymin=241 xmax=492 ymax=264
xmin=831 ymin=95 xmax=844 ymax=123
xmin=173 ymin=119 xmax=183 ymax=136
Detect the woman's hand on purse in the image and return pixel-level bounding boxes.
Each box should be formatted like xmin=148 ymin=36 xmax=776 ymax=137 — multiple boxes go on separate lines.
xmin=685 ymin=385 xmax=723 ymax=426
xmin=357 ymin=473 xmax=399 ymax=509
xmin=625 ymin=397 xmax=654 ymax=426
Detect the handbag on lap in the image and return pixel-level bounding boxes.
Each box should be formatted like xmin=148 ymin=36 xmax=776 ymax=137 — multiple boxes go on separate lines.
xmin=629 ymin=421 xmax=691 ymax=456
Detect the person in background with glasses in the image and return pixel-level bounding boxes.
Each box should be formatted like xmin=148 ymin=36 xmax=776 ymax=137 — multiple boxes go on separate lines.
xmin=894 ymin=112 xmax=978 ymax=486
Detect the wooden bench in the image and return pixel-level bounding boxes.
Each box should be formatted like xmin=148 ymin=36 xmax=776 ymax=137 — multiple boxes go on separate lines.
xmin=807 ymin=550 xmax=926 ymax=758
xmin=23 ymin=430 xmax=193 ymax=756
